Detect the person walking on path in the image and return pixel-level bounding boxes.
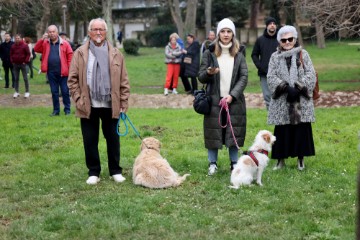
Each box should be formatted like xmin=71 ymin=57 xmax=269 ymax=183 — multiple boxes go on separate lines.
xmin=251 ymin=17 xmax=278 ymax=110
xmin=163 ymin=33 xmax=183 ymax=95
xmin=0 ymin=33 xmax=15 ymax=88
xmin=68 ymin=18 xmax=130 ymax=185
xmin=10 ymin=34 xmax=31 ymax=98
xmin=198 ymin=18 xmax=248 ymax=175
xmin=34 ymin=25 xmax=73 ymax=116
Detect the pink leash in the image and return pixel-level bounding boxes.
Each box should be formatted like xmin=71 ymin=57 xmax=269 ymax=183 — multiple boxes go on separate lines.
xmin=218 ymin=98 xmax=240 ymax=150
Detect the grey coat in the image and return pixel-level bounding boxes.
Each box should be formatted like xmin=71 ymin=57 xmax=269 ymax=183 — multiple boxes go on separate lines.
xmin=267 ymin=46 xmax=316 ymax=125
xmin=198 ymin=49 xmax=248 ymax=149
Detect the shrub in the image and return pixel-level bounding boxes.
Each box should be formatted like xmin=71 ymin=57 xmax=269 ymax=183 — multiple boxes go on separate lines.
xmin=145 ymin=25 xmax=177 ymax=47
xmin=123 ymin=39 xmax=141 ymax=55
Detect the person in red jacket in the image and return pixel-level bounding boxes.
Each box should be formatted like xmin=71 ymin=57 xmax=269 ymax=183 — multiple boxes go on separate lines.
xmin=34 ymin=25 xmax=73 ymax=116
xmin=10 ymin=34 xmax=31 ymax=98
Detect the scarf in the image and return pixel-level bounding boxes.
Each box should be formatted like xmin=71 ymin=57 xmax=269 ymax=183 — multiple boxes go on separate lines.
xmin=89 ymin=41 xmax=111 ymax=101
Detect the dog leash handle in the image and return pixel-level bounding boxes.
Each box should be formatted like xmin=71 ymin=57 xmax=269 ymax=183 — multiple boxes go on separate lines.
xmin=116 ymin=112 xmax=141 ymax=138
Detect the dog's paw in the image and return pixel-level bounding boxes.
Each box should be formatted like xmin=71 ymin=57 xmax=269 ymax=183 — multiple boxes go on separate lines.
xmin=256 ymin=181 xmax=263 ymax=186
xmin=228 ymin=185 xmax=239 ymax=189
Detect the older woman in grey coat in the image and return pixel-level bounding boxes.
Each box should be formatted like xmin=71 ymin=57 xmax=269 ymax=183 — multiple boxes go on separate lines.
xmin=198 ymin=18 xmax=248 ymax=175
xmin=267 ymin=25 xmax=316 ymax=171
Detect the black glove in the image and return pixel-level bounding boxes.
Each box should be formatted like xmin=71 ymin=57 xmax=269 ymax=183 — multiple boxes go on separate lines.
xmin=286 ymin=86 xmax=300 ymax=103
xmin=295 ymin=81 xmax=310 ymax=100
xmin=272 ymin=81 xmax=289 ymax=99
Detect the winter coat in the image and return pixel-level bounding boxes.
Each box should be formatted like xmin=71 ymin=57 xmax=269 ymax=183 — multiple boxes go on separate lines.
xmin=251 ymin=29 xmax=278 ymax=77
xmin=198 ymin=47 xmax=248 ymax=149
xmin=183 ymin=40 xmax=200 ymax=77
xmin=0 ymin=41 xmax=14 ymax=67
xmin=67 ymin=40 xmax=130 ymax=119
xmin=164 ymin=42 xmax=183 ymax=64
xmin=267 ymin=46 xmax=316 ymax=125
xmin=10 ymin=41 xmax=31 ymax=64
xmin=34 ymin=37 xmax=73 ymax=77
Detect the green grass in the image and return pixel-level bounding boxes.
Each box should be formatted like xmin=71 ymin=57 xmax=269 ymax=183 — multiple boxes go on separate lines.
xmin=0 ymin=106 xmax=359 ymax=239
xmin=1 ymin=40 xmax=358 ymax=95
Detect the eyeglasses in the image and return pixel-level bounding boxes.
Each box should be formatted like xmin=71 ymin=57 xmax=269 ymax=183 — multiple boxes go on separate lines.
xmin=90 ymin=28 xmax=106 ymax=33
xmin=280 ymin=37 xmax=294 ymax=43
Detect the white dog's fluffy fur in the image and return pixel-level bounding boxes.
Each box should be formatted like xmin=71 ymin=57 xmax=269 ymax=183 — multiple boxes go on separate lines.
xmin=133 ymin=137 xmax=190 ymax=189
xmin=230 ymin=130 xmax=276 ymax=189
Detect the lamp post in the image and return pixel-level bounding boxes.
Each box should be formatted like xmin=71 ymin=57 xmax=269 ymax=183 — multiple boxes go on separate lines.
xmin=62 ymin=4 xmax=67 ymax=33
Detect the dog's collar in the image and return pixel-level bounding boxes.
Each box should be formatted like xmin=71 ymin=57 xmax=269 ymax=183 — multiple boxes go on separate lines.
xmin=247 ymin=150 xmax=269 ymax=167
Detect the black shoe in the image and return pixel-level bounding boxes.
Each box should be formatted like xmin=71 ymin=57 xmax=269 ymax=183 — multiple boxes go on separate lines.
xmin=50 ymin=112 xmax=60 ymax=117
xmin=4 ymin=86 xmax=9 ymax=89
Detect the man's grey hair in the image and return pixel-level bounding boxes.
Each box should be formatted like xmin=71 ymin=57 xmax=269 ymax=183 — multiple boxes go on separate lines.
xmin=48 ymin=25 xmax=59 ymax=33
xmin=277 ymin=25 xmax=298 ymax=42
xmin=88 ymin=18 xmax=108 ymax=32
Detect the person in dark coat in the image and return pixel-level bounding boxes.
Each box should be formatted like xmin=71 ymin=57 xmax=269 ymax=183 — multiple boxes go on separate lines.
xmin=251 ymin=17 xmax=278 ymax=110
xmin=198 ymin=18 xmax=248 ymax=175
xmin=180 ymin=34 xmax=200 ymax=94
xmin=0 ymin=33 xmax=15 ymax=88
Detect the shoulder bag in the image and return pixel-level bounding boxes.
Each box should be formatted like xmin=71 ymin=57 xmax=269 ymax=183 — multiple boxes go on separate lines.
xmin=193 ymin=84 xmax=211 ymax=115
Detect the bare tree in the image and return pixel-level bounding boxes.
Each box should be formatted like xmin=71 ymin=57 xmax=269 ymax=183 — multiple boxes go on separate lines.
xmin=168 ymin=0 xmax=198 ymax=38
xmin=249 ymin=0 xmax=260 ymax=29
xmin=102 ymin=0 xmax=115 ymax=46
xmin=204 ymin=0 xmax=212 ymax=34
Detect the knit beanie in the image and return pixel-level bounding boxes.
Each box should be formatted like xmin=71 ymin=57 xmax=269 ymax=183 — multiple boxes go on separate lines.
xmin=216 ymin=18 xmax=236 ymax=37
xmin=265 ymin=17 xmax=277 ymax=26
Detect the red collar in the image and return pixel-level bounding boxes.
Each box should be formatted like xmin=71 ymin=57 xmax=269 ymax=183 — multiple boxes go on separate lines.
xmin=248 ymin=150 xmax=269 ymax=167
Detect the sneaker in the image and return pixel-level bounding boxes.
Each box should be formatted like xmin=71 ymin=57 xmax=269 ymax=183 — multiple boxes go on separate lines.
xmin=172 ymin=88 xmax=178 ymax=94
xmin=24 ymin=92 xmax=30 ymax=98
xmin=112 ymin=174 xmax=126 ymax=183
xmin=86 ymin=176 xmax=100 ymax=185
xmin=13 ymin=92 xmax=20 ymax=98
xmin=273 ymin=159 xmax=286 ymax=170
xmin=298 ymin=158 xmax=305 ymax=171
xmin=208 ymin=164 xmax=218 ymax=175
xmin=164 ymin=88 xmax=168 ymax=96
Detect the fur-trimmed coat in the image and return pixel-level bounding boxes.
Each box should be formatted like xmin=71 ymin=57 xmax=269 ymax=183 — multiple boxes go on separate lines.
xmin=198 ymin=47 xmax=248 ymax=149
xmin=267 ymin=46 xmax=316 ymax=125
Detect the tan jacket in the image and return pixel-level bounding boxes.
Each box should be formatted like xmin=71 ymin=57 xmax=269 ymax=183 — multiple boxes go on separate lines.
xmin=67 ymin=41 xmax=130 ymax=119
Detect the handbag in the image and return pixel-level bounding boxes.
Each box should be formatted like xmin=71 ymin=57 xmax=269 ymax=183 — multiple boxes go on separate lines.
xmin=299 ymin=51 xmax=320 ymax=100
xmin=193 ymin=85 xmax=211 ymax=115
xmin=183 ymin=57 xmax=192 ymax=64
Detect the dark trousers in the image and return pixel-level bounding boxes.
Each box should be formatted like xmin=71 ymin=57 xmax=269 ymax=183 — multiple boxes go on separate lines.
xmin=3 ymin=64 xmax=14 ymax=88
xmin=181 ymin=76 xmax=198 ymax=93
xmin=80 ymin=107 xmax=122 ymax=177
xmin=47 ymin=71 xmax=71 ymax=114
xmin=26 ymin=59 xmax=34 ymax=78
xmin=13 ymin=63 xmax=29 ymax=93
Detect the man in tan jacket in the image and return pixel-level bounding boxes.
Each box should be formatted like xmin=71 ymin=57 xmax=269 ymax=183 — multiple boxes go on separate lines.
xmin=68 ymin=18 xmax=130 ymax=185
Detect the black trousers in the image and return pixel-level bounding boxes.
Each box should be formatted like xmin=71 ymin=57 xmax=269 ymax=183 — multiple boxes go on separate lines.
xmin=3 ymin=64 xmax=14 ymax=88
xmin=80 ymin=107 xmax=122 ymax=177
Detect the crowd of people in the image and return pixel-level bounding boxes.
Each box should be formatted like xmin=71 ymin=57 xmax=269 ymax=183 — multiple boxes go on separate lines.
xmin=0 ymin=16 xmax=317 ymax=184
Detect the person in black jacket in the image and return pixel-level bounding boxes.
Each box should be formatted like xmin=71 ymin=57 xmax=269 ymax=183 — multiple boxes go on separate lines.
xmin=251 ymin=17 xmax=278 ymax=110
xmin=180 ymin=34 xmax=200 ymax=94
xmin=0 ymin=33 xmax=15 ymax=88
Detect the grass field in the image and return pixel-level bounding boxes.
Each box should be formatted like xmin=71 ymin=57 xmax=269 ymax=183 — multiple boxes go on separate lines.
xmin=0 ymin=106 xmax=359 ymax=239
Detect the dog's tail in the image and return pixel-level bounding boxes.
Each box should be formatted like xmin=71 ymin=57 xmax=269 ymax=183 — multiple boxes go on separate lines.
xmin=176 ymin=173 xmax=190 ymax=186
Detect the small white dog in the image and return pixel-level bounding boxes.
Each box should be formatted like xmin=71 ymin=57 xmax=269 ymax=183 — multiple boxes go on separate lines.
xmin=133 ymin=137 xmax=190 ymax=189
xmin=230 ymin=130 xmax=276 ymax=189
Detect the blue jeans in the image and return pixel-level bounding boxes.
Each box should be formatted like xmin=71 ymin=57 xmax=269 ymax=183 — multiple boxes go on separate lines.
xmin=208 ymin=147 xmax=239 ymax=165
xmin=47 ymin=71 xmax=71 ymax=114
xmin=260 ymin=75 xmax=271 ymax=110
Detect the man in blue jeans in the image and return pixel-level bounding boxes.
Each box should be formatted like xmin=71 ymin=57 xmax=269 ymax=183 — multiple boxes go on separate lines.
xmin=34 ymin=25 xmax=73 ymax=116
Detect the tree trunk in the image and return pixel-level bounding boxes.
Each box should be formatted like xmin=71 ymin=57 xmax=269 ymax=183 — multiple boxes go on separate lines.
xmin=184 ymin=0 xmax=198 ymax=35
xmin=11 ymin=16 xmax=18 ymax=37
xmin=249 ymin=0 xmax=259 ymax=29
xmin=73 ymin=20 xmax=79 ymax=43
xmin=169 ymin=0 xmax=184 ymax=38
xmin=36 ymin=0 xmax=51 ymax=39
xmin=315 ymin=19 xmax=326 ymax=49
xmin=204 ymin=0 xmax=212 ymax=34
xmin=102 ymin=0 xmax=115 ymax=46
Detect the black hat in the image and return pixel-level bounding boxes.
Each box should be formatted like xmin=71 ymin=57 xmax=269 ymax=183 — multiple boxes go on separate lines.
xmin=59 ymin=32 xmax=67 ymax=36
xmin=265 ymin=17 xmax=277 ymax=26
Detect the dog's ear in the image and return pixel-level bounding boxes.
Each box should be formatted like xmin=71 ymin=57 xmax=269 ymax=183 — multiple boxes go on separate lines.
xmin=262 ymin=133 xmax=271 ymax=143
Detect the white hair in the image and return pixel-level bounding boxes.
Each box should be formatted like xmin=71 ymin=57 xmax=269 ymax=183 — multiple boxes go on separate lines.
xmin=88 ymin=18 xmax=108 ymax=32
xmin=277 ymin=25 xmax=298 ymax=42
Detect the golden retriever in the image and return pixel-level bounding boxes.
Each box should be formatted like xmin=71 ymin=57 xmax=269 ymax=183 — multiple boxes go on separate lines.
xmin=132 ymin=137 xmax=190 ymax=189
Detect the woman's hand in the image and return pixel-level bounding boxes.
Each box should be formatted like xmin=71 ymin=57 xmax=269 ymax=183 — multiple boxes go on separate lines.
xmin=207 ymin=67 xmax=219 ymax=75
xmin=225 ymin=95 xmax=233 ymax=104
